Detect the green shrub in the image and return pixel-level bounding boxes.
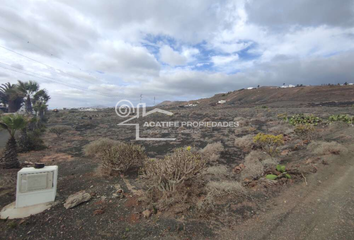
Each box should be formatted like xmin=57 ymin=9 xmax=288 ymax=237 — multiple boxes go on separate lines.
xmin=287 ymin=114 xmax=322 ymax=126
xmin=18 ymin=128 xmax=46 ymax=152
xmin=253 ymin=133 xmax=284 ymax=158
xmin=266 ymin=165 xmax=291 ymax=180
xmin=328 ymin=114 xmax=354 ymax=124
xmin=276 ymin=164 xmax=286 ymax=173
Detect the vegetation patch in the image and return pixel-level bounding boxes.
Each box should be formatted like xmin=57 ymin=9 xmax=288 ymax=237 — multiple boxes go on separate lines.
xmin=253 ymin=133 xmax=284 ymax=158
xmin=84 ymin=138 xmax=146 ymax=175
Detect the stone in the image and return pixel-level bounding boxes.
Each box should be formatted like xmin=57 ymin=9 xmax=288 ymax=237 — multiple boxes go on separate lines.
xmin=233 ymin=163 xmax=245 ymax=173
xmin=281 ymin=150 xmax=290 ymax=156
xmin=64 ymin=190 xmax=91 ymax=209
xmin=93 ymin=209 xmax=105 ymax=215
xmin=142 ymin=209 xmax=152 ymax=218
xmin=114 ymin=184 xmax=124 ymax=193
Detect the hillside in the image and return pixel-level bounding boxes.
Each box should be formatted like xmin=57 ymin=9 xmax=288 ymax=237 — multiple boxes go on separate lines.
xmin=163 ymin=85 xmax=354 ymax=108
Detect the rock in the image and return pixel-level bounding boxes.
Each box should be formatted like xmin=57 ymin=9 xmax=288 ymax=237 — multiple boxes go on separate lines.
xmin=281 ymin=150 xmax=290 ymax=156
xmin=142 ymin=209 xmax=152 ymax=218
xmin=93 ymin=209 xmax=105 ymax=216
xmin=64 ymin=190 xmax=92 ymax=209
xmin=114 ymin=184 xmax=124 ymax=194
xmin=233 ymin=163 xmax=245 ymax=173
xmin=23 ymin=161 xmax=34 ymax=166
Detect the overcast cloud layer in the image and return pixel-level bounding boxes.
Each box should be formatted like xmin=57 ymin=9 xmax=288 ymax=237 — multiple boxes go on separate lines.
xmin=0 ymin=0 xmax=354 ymax=108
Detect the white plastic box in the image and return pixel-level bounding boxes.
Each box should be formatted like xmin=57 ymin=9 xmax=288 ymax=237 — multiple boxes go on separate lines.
xmin=16 ymin=166 xmax=58 ymax=208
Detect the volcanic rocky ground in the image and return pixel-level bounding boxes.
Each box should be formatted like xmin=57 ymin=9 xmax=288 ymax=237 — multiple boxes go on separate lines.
xmin=1 ymin=87 xmax=354 ymax=239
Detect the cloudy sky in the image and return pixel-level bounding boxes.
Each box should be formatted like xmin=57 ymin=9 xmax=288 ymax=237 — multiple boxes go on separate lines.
xmin=0 ymin=0 xmax=354 ymax=108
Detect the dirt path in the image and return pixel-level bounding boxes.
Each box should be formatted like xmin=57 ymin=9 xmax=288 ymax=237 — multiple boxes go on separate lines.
xmin=219 ymin=152 xmax=354 ymax=240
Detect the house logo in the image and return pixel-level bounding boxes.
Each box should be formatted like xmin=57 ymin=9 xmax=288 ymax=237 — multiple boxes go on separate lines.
xmin=116 ymin=100 xmax=176 ymax=141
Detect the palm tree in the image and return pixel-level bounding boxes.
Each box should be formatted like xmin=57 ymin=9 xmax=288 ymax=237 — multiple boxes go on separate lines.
xmin=0 ymin=114 xmax=27 ymax=169
xmin=33 ymin=102 xmax=48 ymax=121
xmin=0 ymin=83 xmax=25 ymax=113
xmin=33 ymin=89 xmax=50 ymax=120
xmin=18 ymin=80 xmax=39 ymax=114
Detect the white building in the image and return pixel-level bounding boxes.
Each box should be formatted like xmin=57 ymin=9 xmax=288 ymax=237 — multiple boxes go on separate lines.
xmin=184 ymin=103 xmax=198 ymax=107
xmin=247 ymin=87 xmax=254 ymax=90
xmin=218 ymin=100 xmax=226 ymax=104
xmin=280 ymin=84 xmax=295 ymax=88
xmin=78 ymin=107 xmax=98 ymax=112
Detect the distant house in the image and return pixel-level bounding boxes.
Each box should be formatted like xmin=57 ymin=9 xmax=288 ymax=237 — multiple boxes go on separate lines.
xmin=218 ymin=100 xmax=226 ymax=104
xmin=184 ymin=103 xmax=198 ymax=107
xmin=78 ymin=107 xmax=98 ymax=112
xmin=280 ymin=84 xmax=295 ymax=88
xmin=16 ymin=105 xmax=26 ymax=114
xmin=349 ymin=83 xmax=354 ymax=86
xmin=247 ymin=87 xmax=254 ymax=90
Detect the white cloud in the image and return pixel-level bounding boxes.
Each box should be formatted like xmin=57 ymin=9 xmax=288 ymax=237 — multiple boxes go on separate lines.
xmin=159 ymin=45 xmax=187 ymax=66
xmin=212 ymin=54 xmax=239 ymax=66
xmin=87 ymin=41 xmax=160 ymax=77
xmin=0 ymin=0 xmax=353 ymax=108
xmin=213 ymin=42 xmax=251 ymax=53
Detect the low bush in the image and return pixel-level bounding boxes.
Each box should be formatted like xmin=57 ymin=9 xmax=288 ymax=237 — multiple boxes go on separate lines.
xmin=200 ymin=180 xmax=246 ymax=210
xmin=17 ymin=117 xmax=46 ymax=152
xmin=200 ymin=142 xmax=224 ymax=163
xmin=277 ymin=113 xmax=288 ymax=120
xmin=266 ymin=165 xmax=291 ymax=180
xmin=253 ymin=133 xmax=284 ymax=158
xmin=234 ymin=135 xmax=254 ymax=152
xmin=18 ymin=128 xmax=46 ymax=152
xmin=234 ymin=117 xmax=249 ymax=127
xmin=261 ymin=157 xmax=279 ymax=171
xmin=294 ymin=124 xmax=317 ymax=141
xmin=84 ymin=138 xmax=146 ymax=175
xmin=143 ymin=147 xmax=206 ymax=193
xmin=241 ymin=151 xmax=265 ymax=180
xmin=205 ymin=165 xmax=229 ymax=179
xmin=307 ymin=141 xmax=348 ymax=156
xmin=287 ymin=114 xmax=322 ymax=126
xmin=268 ymin=125 xmax=293 ymax=135
xmin=48 ymin=125 xmax=73 ymax=138
xmin=206 ymin=180 xmax=246 ymax=198
xmin=328 ymin=114 xmax=354 ymax=124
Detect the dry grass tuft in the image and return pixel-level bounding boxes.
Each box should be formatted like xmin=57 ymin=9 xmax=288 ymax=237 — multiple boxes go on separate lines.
xmin=48 ymin=125 xmax=73 ymax=138
xmin=84 ymin=138 xmax=146 ymax=175
xmin=200 ymin=180 xmax=247 ymax=210
xmin=200 ymin=142 xmax=224 ymax=163
xmin=234 ymin=135 xmax=254 ymax=152
xmin=269 ymin=125 xmax=293 ymax=135
xmin=241 ymin=151 xmax=265 ymax=180
xmin=261 ymin=158 xmax=280 ymax=171
xmin=206 ymin=180 xmax=246 ymax=197
xmin=234 ymin=117 xmax=249 ymax=127
xmin=205 ymin=165 xmax=230 ymax=179
xmin=143 ymin=147 xmax=206 ymax=193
